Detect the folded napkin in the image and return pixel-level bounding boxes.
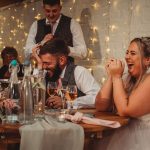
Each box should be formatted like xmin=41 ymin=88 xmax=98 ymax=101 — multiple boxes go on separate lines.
xmin=65 ymin=112 xmax=121 ymax=128
xmin=19 ymin=116 xmax=84 ymax=150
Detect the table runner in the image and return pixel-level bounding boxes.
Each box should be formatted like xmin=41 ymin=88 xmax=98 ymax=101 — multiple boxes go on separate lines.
xmin=19 ymin=116 xmax=84 ymax=150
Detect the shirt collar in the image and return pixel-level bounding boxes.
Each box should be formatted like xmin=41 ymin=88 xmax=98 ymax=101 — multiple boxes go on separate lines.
xmin=45 ymin=14 xmax=62 ymax=25
xmin=60 ymin=65 xmax=67 ymax=79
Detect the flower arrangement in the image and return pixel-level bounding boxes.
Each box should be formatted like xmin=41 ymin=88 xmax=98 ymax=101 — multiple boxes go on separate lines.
xmin=0 ymin=99 xmax=19 ymax=120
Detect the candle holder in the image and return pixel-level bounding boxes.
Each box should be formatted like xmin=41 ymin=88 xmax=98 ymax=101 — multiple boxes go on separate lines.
xmin=58 ymin=110 xmax=66 ymax=123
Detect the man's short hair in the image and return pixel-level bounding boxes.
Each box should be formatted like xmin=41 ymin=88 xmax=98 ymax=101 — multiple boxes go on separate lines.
xmin=40 ymin=38 xmax=70 ymax=56
xmin=43 ymin=0 xmax=60 ymax=6
xmin=1 ymin=46 xmax=18 ymax=60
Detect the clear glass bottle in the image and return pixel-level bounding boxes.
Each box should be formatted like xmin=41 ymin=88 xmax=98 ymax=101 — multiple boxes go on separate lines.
xmin=32 ymin=70 xmax=46 ymax=120
xmin=7 ymin=60 xmax=20 ymax=123
xmin=19 ymin=60 xmax=34 ymax=124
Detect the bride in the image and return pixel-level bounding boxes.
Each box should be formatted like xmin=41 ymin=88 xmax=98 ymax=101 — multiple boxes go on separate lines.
xmin=95 ymin=37 xmax=150 ymax=150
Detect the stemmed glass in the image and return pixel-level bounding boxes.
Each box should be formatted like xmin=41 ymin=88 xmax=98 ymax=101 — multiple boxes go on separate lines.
xmin=47 ymin=82 xmax=58 ymax=97
xmin=58 ymin=85 xmax=68 ymax=110
xmin=66 ymin=85 xmax=77 ymax=109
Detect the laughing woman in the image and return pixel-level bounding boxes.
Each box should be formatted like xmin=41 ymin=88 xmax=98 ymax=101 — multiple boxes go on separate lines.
xmin=95 ymin=37 xmax=150 ymax=150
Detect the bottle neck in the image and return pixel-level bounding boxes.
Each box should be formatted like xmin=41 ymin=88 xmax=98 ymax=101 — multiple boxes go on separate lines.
xmin=10 ymin=67 xmax=18 ymax=83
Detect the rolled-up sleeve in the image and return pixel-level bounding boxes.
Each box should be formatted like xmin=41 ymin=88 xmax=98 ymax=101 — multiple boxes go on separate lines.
xmin=74 ymin=66 xmax=100 ymax=108
xmin=69 ymin=19 xmax=87 ymax=59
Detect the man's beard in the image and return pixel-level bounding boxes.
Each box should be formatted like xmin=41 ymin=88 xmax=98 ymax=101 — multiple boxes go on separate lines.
xmin=46 ymin=63 xmax=62 ymax=82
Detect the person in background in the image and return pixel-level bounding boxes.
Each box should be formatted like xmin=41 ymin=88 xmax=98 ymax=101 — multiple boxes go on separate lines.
xmin=0 ymin=47 xmax=24 ymax=79
xmin=95 ymin=37 xmax=150 ymax=150
xmin=32 ymin=38 xmax=100 ymax=109
xmin=25 ymin=0 xmax=87 ymax=62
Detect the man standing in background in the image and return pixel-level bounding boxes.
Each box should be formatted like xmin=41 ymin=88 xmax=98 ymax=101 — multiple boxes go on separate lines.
xmin=25 ymin=0 xmax=87 ymax=62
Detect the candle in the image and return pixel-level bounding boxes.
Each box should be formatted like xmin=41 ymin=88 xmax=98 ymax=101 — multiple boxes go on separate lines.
xmin=58 ymin=113 xmax=65 ymax=122
xmin=38 ymin=101 xmax=42 ymax=112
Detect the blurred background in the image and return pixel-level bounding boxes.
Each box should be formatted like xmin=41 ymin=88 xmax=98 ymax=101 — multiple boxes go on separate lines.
xmin=0 ymin=0 xmax=150 ymax=83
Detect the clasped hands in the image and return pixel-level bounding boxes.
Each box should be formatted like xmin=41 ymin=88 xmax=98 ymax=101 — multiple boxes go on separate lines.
xmin=46 ymin=96 xmax=63 ymax=109
xmin=106 ymin=58 xmax=125 ymax=78
xmin=46 ymin=89 xmax=72 ymax=109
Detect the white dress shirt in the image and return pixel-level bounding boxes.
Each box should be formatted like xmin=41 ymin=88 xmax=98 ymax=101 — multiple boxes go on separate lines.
xmin=25 ymin=15 xmax=87 ymax=59
xmin=60 ymin=65 xmax=100 ymax=108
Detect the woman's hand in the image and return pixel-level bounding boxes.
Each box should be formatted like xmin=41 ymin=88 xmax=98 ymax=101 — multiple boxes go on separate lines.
xmin=107 ymin=59 xmax=125 ymax=78
xmin=105 ymin=59 xmax=115 ymax=77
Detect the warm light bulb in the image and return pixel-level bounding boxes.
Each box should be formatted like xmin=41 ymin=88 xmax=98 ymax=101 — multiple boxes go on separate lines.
xmin=35 ymin=13 xmax=41 ymax=20
xmin=105 ymin=36 xmax=110 ymax=42
xmin=108 ymin=1 xmax=111 ymax=4
xmin=91 ymin=38 xmax=98 ymax=44
xmin=24 ymin=3 xmax=28 ymax=8
xmin=93 ymin=26 xmax=98 ymax=32
xmin=76 ymin=18 xmax=80 ymax=22
xmin=11 ymin=16 xmax=15 ymax=20
xmin=106 ymin=48 xmax=110 ymax=53
xmin=92 ymin=2 xmax=99 ymax=9
xmin=89 ymin=50 xmax=93 ymax=55
xmin=110 ymin=25 xmax=117 ymax=32
xmin=24 ymin=32 xmax=28 ymax=37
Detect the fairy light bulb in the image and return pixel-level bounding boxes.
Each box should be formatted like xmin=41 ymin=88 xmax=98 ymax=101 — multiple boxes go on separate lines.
xmin=11 ymin=16 xmax=15 ymax=20
xmin=92 ymin=2 xmax=99 ymax=9
xmin=24 ymin=3 xmax=28 ymax=8
xmin=35 ymin=13 xmax=41 ymax=20
xmin=110 ymin=25 xmax=117 ymax=32
xmin=93 ymin=26 xmax=98 ymax=32
xmin=76 ymin=18 xmax=80 ymax=22
xmin=106 ymin=48 xmax=110 ymax=53
xmin=91 ymin=38 xmax=98 ymax=44
xmin=105 ymin=36 xmax=110 ymax=42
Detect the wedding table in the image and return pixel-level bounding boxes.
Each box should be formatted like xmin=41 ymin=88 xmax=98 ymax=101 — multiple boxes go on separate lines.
xmin=0 ymin=109 xmax=129 ymax=150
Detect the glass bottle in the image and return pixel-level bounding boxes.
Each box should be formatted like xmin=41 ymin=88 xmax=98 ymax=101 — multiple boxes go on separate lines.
xmin=32 ymin=69 xmax=46 ymax=120
xmin=19 ymin=59 xmax=34 ymax=124
xmin=7 ymin=60 xmax=20 ymax=123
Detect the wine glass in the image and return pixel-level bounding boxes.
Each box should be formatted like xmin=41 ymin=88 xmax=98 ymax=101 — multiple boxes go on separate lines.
xmin=57 ymin=85 xmax=68 ymax=110
xmin=66 ymin=85 xmax=77 ymax=109
xmin=47 ymin=82 xmax=58 ymax=97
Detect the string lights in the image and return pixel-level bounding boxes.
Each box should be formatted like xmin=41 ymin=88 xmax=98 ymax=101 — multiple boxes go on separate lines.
xmin=0 ymin=0 xmax=147 ymax=84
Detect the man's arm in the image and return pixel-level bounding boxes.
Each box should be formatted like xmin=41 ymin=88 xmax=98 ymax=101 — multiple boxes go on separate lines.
xmin=25 ymin=21 xmax=37 ymax=57
xmin=69 ymin=19 xmax=87 ymax=59
xmin=74 ymin=66 xmax=100 ymax=108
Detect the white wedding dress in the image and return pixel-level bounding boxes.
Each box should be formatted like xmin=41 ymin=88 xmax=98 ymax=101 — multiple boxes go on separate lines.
xmin=94 ymin=114 xmax=150 ymax=150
